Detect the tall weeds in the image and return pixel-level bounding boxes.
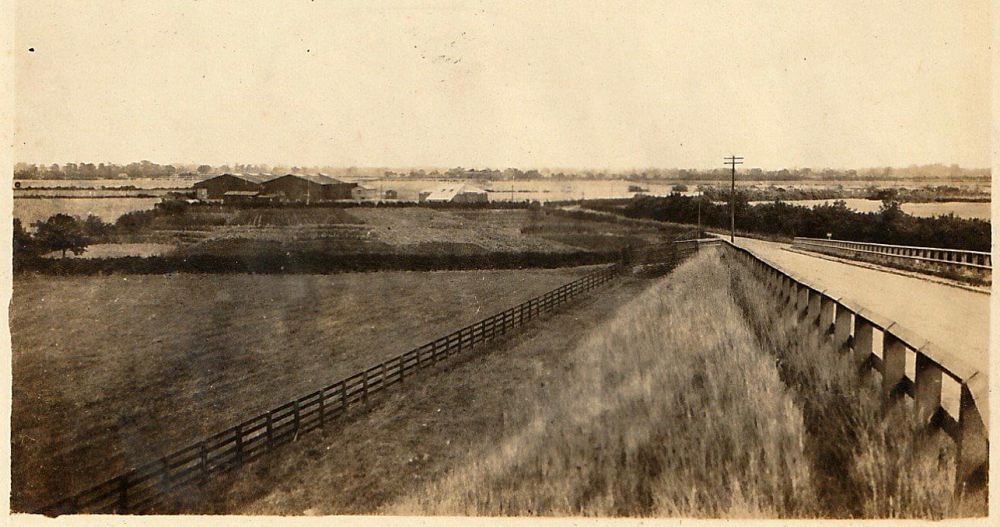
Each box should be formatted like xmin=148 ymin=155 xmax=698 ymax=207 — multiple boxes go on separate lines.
xmin=723 ymin=250 xmax=956 ymax=518
xmin=389 ymin=250 xmax=816 ymax=517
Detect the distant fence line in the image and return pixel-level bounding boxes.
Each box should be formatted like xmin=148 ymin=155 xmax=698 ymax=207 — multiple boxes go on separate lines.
xmin=708 ymin=238 xmax=988 ymax=509
xmin=791 ymin=237 xmax=991 ymax=282
xmin=37 ymin=239 xmax=702 ymax=515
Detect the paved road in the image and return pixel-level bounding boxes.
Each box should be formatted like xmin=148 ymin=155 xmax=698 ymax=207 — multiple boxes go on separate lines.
xmin=732 ymin=236 xmax=990 ymax=378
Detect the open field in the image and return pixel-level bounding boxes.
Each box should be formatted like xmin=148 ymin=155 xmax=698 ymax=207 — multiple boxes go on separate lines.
xmin=10 ymin=266 xmax=597 ymax=511
xmin=13 ymin=197 xmax=161 ymax=226
xmin=151 ymin=250 xmax=960 ymax=517
xmin=152 ymin=270 xmax=655 ymax=514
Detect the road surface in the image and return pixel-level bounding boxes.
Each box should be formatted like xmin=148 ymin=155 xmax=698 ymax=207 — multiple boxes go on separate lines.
xmin=732 ymin=236 xmax=989 ymax=379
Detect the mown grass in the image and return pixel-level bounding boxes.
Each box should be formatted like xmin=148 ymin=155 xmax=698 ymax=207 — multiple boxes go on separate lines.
xmin=10 ymin=267 xmax=595 ymax=512
xmin=722 ymin=250 xmax=958 ymax=518
xmin=388 ymin=250 xmax=816 ymax=517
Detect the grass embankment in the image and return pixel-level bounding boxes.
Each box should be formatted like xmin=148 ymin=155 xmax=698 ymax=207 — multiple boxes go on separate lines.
xmin=390 ymin=250 xmax=816 ymax=517
xmin=388 ymin=249 xmax=958 ymax=518
xmin=723 ymin=251 xmax=959 ymax=518
xmin=10 ymin=267 xmax=594 ymax=512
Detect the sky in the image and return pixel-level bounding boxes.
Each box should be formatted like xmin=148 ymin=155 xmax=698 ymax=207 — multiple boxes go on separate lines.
xmin=13 ymin=0 xmax=992 ymax=170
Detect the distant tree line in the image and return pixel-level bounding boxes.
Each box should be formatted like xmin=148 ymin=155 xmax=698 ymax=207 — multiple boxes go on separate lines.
xmin=584 ymin=193 xmax=991 ymax=252
xmin=16 ymin=161 xmax=990 ymax=183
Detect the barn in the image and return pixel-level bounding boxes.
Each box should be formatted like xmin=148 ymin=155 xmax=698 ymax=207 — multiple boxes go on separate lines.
xmin=420 ymin=184 xmax=489 ymax=204
xmin=260 ymin=174 xmax=357 ymax=203
xmin=192 ymin=174 xmax=267 ymax=200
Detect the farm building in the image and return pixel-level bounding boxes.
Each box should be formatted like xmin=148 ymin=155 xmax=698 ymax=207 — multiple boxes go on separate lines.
xmin=192 ymin=174 xmax=268 ymax=200
xmin=260 ymin=174 xmax=357 ymax=203
xmin=419 ymin=184 xmax=489 ymax=204
xmin=383 ymin=189 xmax=398 ymax=199
xmin=351 ymin=185 xmax=379 ymax=201
xmin=222 ymin=191 xmax=261 ymax=204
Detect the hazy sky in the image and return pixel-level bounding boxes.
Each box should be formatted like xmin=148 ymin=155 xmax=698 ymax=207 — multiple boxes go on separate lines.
xmin=14 ymin=0 xmax=992 ymax=170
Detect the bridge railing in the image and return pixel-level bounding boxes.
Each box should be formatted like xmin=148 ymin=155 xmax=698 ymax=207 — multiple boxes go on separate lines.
xmin=791 ymin=237 xmax=991 ymax=280
xmin=708 ymin=238 xmax=987 ymax=507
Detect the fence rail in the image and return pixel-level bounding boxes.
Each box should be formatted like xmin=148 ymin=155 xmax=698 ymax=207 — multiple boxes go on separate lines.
xmin=711 ymin=238 xmax=988 ymax=508
xmin=38 ymin=239 xmax=702 ymax=516
xmin=791 ymin=237 xmax=991 ymax=279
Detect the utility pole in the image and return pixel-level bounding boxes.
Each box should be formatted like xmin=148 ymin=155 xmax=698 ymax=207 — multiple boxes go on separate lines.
xmin=724 ymin=155 xmax=743 ymax=243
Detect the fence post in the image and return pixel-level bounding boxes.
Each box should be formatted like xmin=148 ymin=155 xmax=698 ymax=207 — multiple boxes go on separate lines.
xmin=235 ymin=423 xmax=244 ymax=467
xmin=319 ymin=388 xmax=326 ymax=427
xmin=266 ymin=411 xmax=274 ymax=450
xmin=293 ymin=399 xmax=300 ymax=439
xmin=340 ymin=380 xmax=347 ymax=411
xmin=118 ymin=474 xmax=128 ymax=513
xmin=362 ymin=370 xmax=369 ymax=405
xmin=833 ymin=305 xmax=852 ymax=352
xmin=881 ymin=332 xmax=907 ymax=401
xmin=199 ymin=441 xmax=209 ymax=483
xmin=913 ymin=353 xmax=942 ymax=427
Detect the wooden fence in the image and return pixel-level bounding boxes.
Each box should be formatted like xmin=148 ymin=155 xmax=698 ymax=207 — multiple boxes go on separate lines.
xmin=38 ymin=241 xmax=715 ymax=516
xmin=710 ymin=238 xmax=988 ymax=510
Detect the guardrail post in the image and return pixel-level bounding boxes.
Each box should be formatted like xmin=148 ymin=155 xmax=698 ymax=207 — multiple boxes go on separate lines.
xmin=796 ymin=285 xmax=809 ymax=318
xmin=882 ymin=332 xmax=907 ymax=401
xmin=854 ymin=318 xmax=875 ymax=368
xmin=806 ymin=290 xmax=821 ymax=327
xmin=913 ymin=353 xmax=942 ymax=427
xmin=819 ymin=296 xmax=835 ymax=335
xmin=833 ymin=305 xmax=852 ymax=351
xmin=956 ymin=379 xmax=988 ymax=506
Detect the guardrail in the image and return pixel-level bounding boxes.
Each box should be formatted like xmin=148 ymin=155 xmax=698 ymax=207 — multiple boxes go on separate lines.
xmin=711 ymin=238 xmax=987 ymax=509
xmin=791 ymin=237 xmax=991 ymax=281
xmin=36 ymin=239 xmax=704 ymax=516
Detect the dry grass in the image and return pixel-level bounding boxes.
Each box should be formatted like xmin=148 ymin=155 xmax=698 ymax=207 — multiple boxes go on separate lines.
xmin=723 ymin=250 xmax=957 ymax=518
xmin=10 ymin=266 xmax=594 ymax=511
xmin=388 ymin=250 xmax=816 ymax=517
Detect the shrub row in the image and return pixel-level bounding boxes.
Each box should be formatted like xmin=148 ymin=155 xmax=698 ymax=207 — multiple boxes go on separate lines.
xmin=18 ymin=249 xmax=622 ymax=275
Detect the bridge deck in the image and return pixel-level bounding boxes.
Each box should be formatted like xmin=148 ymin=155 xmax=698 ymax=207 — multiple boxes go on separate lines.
xmin=734 ymin=237 xmax=989 ymax=378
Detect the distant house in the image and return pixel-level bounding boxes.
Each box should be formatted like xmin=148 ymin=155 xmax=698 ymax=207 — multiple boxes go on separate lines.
xmin=383 ymin=189 xmax=398 ymax=199
xmin=420 ymin=184 xmax=489 ymax=204
xmin=260 ymin=174 xmax=357 ymax=203
xmin=192 ymin=174 xmax=267 ymax=200
xmin=351 ymin=185 xmax=379 ymax=201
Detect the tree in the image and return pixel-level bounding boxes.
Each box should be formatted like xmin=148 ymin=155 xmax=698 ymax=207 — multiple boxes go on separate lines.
xmin=32 ymin=214 xmax=88 ymax=258
xmin=12 ymin=218 xmax=39 ymax=271
xmin=197 ymin=164 xmax=212 ymax=174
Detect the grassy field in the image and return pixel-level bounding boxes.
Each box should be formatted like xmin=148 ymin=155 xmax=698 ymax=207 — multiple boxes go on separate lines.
xmin=120 ymin=206 xmax=692 ymax=257
xmin=153 ymin=269 xmax=654 ymax=514
xmin=10 ymin=266 xmax=597 ymax=511
xmin=155 ymin=249 xmax=961 ymax=517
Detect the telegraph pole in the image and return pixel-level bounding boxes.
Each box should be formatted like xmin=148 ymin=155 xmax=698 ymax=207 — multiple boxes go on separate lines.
xmin=724 ymin=155 xmax=743 ymax=243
